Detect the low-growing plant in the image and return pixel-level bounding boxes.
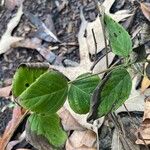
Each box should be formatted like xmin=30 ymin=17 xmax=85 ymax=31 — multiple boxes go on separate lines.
xmin=12 ymin=14 xmax=149 ymax=149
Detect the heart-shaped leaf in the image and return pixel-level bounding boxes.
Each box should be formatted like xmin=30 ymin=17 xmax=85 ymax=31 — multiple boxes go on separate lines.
xmin=88 ymin=68 xmax=132 ymax=121
xmin=68 ymin=73 xmax=100 ymax=114
xmin=18 ymin=70 xmax=68 ymax=114
xmin=12 ymin=63 xmax=49 ymax=97
xmin=27 ymin=113 xmax=67 ymax=148
xmin=104 ymin=14 xmax=132 ymax=57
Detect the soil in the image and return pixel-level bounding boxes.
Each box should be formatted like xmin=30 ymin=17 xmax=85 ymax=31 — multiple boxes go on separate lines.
xmin=0 ymin=0 xmax=149 ymax=149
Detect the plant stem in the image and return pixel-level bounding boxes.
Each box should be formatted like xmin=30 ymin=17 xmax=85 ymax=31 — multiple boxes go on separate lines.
xmin=92 ymin=28 xmax=98 ymax=63
xmin=68 ymin=60 xmax=137 ymax=84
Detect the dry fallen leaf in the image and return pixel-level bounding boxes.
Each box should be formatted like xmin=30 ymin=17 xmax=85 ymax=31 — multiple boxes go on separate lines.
xmin=141 ymin=76 xmax=150 ymax=93
xmin=0 ymin=4 xmax=23 ymax=54
xmin=24 ymin=11 xmax=60 ymax=43
xmin=12 ymin=37 xmax=58 ymax=63
xmin=102 ymin=0 xmax=132 ymax=21
xmin=140 ymin=2 xmax=150 ymax=22
xmin=0 ymin=85 xmax=12 ymax=98
xmin=6 ymin=131 xmax=26 ymax=150
xmin=58 ymin=107 xmax=84 ymax=131
xmin=0 ymin=106 xmax=27 ymax=150
xmin=136 ymin=97 xmax=150 ymax=145
xmin=66 ymin=130 xmax=96 ymax=150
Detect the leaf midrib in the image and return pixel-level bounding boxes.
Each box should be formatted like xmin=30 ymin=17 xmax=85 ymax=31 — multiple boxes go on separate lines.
xmin=101 ymin=73 xmax=129 ymax=101
xmin=71 ymin=84 xmax=92 ymax=97
xmin=21 ymin=87 xmax=67 ymax=101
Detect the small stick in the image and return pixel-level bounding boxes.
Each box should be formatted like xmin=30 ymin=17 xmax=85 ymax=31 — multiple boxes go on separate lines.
xmin=92 ymin=28 xmax=97 ymax=63
xmin=94 ymin=0 xmax=109 ymax=68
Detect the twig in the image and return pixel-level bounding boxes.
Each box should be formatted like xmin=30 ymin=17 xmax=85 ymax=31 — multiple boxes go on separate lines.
xmin=1 ymin=109 xmax=29 ymax=150
xmin=92 ymin=29 xmax=97 ymax=63
xmin=94 ymin=0 xmax=109 ymax=68
xmin=69 ymin=63 xmax=123 ymax=84
xmin=59 ymin=42 xmax=79 ymax=46
xmin=69 ymin=60 xmax=138 ymax=84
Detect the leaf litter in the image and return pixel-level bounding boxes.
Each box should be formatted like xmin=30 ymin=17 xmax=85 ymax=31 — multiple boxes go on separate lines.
xmin=140 ymin=2 xmax=150 ymax=22
xmin=0 ymin=4 xmax=23 ymax=55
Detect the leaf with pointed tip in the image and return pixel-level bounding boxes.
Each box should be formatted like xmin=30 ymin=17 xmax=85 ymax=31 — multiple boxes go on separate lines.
xmin=104 ymin=14 xmax=132 ymax=57
xmin=68 ymin=73 xmax=100 ymax=114
xmin=18 ymin=70 xmax=68 ymax=114
xmin=27 ymin=113 xmax=67 ymax=148
xmin=88 ymin=68 xmax=132 ymax=121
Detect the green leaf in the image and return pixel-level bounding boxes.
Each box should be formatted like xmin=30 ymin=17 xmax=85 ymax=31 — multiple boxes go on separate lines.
xmin=104 ymin=14 xmax=132 ymax=57
xmin=19 ymin=70 xmax=68 ymax=114
xmin=68 ymin=73 xmax=100 ymax=114
xmin=12 ymin=64 xmax=49 ymax=97
xmin=28 ymin=113 xmax=67 ymax=148
xmin=87 ymin=68 xmax=132 ymax=121
xmin=98 ymin=68 xmax=132 ymax=117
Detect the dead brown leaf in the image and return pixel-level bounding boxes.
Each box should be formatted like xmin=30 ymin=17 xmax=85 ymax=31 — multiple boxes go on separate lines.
xmin=0 ymin=4 xmax=23 ymax=54
xmin=6 ymin=131 xmax=26 ymax=150
xmin=66 ymin=130 xmax=96 ymax=150
xmin=136 ymin=97 xmax=150 ymax=145
xmin=12 ymin=38 xmax=58 ymax=64
xmin=140 ymin=3 xmax=150 ymax=22
xmin=0 ymin=85 xmax=12 ymax=98
xmin=58 ymin=107 xmax=84 ymax=131
xmin=141 ymin=76 xmax=150 ymax=93
xmin=12 ymin=38 xmax=41 ymax=50
xmin=0 ymin=106 xmax=27 ymax=150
